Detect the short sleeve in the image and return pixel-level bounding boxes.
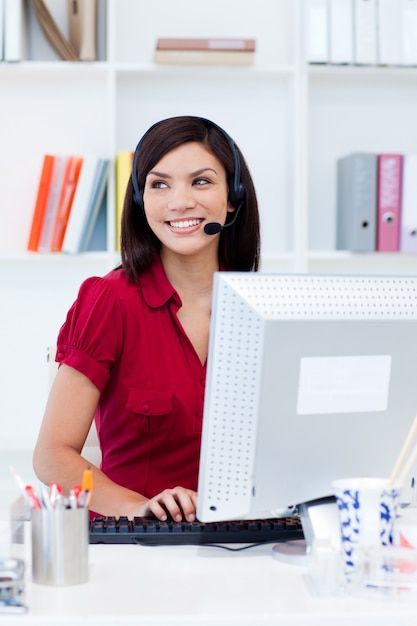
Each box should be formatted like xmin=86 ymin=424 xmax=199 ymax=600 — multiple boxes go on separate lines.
xmin=56 ymin=276 xmax=123 ymax=391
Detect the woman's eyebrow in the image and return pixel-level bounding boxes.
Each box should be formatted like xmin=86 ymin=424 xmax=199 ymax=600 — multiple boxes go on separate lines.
xmin=191 ymin=167 xmax=217 ymax=177
xmin=147 ymin=170 xmax=171 ymax=179
xmin=147 ymin=167 xmax=218 ymax=179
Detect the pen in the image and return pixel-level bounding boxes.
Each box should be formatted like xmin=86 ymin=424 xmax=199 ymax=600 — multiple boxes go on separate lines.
xmin=49 ymin=482 xmax=63 ymax=509
xmin=79 ymin=467 xmax=93 ymax=507
xmin=24 ymin=485 xmax=42 ymax=510
xmin=10 ymin=466 xmax=42 ymax=510
xmin=81 ymin=467 xmax=93 ymax=492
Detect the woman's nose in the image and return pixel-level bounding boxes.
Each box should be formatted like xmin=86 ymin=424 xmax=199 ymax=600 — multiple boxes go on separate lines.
xmin=167 ymin=184 xmax=197 ymax=210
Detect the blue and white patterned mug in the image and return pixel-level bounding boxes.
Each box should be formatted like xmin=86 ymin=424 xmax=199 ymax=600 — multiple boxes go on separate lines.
xmin=332 ymin=477 xmax=401 ymax=579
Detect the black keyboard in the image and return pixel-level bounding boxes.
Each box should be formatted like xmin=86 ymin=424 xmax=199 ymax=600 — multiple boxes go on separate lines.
xmin=89 ymin=516 xmax=304 ymax=546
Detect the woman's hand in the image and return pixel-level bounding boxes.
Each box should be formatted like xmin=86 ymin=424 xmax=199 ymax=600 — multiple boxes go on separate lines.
xmin=136 ymin=487 xmax=198 ymax=522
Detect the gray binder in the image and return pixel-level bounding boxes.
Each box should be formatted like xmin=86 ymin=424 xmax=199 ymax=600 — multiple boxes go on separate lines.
xmin=336 ymin=152 xmax=377 ymax=252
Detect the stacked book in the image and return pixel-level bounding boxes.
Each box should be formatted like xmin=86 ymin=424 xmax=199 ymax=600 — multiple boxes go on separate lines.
xmin=154 ymin=37 xmax=256 ymax=65
xmin=336 ymin=152 xmax=417 ymax=253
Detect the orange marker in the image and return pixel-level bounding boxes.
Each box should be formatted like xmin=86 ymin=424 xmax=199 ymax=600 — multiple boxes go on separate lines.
xmin=80 ymin=466 xmax=93 ymax=507
xmin=81 ymin=466 xmax=93 ymax=492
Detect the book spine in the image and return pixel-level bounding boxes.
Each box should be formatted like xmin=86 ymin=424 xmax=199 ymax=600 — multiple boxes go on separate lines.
xmin=336 ymin=153 xmax=377 ymax=252
xmin=353 ymin=0 xmax=377 ymax=65
xmin=27 ymin=154 xmax=55 ymax=252
xmin=38 ymin=156 xmax=68 ymax=252
xmin=376 ymin=154 xmax=403 ymax=252
xmin=78 ymin=159 xmax=109 ymax=251
xmin=62 ymin=156 xmax=99 ymax=254
xmin=50 ymin=156 xmax=84 ymax=252
xmin=400 ymin=154 xmax=417 ymax=253
xmin=115 ymin=151 xmax=133 ymax=252
xmin=154 ymin=49 xmax=255 ymax=65
xmin=329 ymin=0 xmax=353 ymax=64
xmin=156 ymin=38 xmax=255 ymax=51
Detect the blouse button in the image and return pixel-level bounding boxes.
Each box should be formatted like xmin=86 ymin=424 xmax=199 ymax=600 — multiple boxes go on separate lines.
xmin=142 ymin=402 xmax=150 ymax=413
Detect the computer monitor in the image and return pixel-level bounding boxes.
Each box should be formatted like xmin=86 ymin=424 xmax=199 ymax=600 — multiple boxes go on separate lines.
xmin=197 ymin=272 xmax=417 ymax=528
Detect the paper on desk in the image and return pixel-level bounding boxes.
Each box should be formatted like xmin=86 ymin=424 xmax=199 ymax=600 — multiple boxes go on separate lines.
xmin=296 ymin=355 xmax=391 ymax=415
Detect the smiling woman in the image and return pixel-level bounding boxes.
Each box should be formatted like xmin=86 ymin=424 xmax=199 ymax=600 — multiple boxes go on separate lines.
xmin=32 ymin=116 xmax=261 ymax=523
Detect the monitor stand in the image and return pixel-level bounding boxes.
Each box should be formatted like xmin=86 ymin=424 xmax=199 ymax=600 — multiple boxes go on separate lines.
xmin=272 ymin=496 xmax=340 ymax=565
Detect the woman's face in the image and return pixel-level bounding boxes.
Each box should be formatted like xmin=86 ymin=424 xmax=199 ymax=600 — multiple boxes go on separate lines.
xmin=142 ymin=141 xmax=234 ymax=257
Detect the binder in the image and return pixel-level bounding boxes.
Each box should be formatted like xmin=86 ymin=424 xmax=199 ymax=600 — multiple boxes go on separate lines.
xmin=403 ymin=0 xmax=417 ymax=66
xmin=336 ymin=153 xmax=377 ymax=252
xmin=306 ymin=0 xmax=329 ymax=64
xmin=0 ymin=0 xmax=4 ymax=61
xmin=377 ymin=0 xmax=402 ymax=66
xmin=329 ymin=0 xmax=353 ymax=64
xmin=353 ymin=0 xmax=377 ymax=65
xmin=376 ymin=154 xmax=403 ymax=252
xmin=4 ymin=0 xmax=26 ymax=61
xmin=400 ymin=154 xmax=417 ymax=253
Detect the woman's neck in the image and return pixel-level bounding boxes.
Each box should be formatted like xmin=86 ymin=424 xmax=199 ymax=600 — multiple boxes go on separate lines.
xmin=160 ymin=249 xmax=219 ymax=296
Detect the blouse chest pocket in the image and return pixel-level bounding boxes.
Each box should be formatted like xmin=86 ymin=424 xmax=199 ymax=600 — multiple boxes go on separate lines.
xmin=126 ymin=389 xmax=173 ymax=432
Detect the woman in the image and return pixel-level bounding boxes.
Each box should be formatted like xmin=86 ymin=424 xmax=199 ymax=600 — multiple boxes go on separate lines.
xmin=33 ymin=115 xmax=261 ymax=521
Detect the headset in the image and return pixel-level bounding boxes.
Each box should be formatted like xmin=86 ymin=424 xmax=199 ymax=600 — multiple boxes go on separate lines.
xmin=131 ymin=117 xmax=245 ymax=234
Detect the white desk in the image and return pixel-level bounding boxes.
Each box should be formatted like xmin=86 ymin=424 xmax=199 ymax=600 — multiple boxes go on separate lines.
xmin=4 ymin=529 xmax=417 ymax=626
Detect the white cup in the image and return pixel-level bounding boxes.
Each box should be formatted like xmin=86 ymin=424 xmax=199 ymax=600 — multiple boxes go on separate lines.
xmin=332 ymin=477 xmax=401 ymax=579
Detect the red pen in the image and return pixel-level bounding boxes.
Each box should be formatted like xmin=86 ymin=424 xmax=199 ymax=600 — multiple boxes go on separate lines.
xmin=25 ymin=485 xmax=42 ymax=510
xmin=10 ymin=466 xmax=42 ymax=510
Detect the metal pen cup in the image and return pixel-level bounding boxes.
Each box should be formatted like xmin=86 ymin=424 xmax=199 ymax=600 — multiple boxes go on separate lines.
xmin=31 ymin=507 xmax=89 ymax=586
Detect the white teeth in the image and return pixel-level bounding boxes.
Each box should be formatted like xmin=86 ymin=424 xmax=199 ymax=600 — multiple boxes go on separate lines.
xmin=169 ymin=219 xmax=201 ymax=228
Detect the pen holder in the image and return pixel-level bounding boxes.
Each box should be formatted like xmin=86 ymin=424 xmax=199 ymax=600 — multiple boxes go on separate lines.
xmin=31 ymin=507 xmax=89 ymax=586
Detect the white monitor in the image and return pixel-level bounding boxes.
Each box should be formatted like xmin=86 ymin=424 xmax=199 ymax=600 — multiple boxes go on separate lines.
xmin=197 ymin=273 xmax=417 ymax=524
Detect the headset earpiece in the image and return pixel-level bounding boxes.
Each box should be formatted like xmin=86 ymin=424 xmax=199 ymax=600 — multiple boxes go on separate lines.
xmin=131 ymin=145 xmax=144 ymax=211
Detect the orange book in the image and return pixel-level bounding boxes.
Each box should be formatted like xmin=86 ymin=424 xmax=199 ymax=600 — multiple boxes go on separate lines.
xmin=27 ymin=154 xmax=55 ymax=252
xmin=50 ymin=155 xmax=84 ymax=251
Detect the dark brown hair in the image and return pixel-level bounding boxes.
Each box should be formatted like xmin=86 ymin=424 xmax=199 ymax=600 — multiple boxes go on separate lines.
xmin=120 ymin=116 xmax=260 ymax=282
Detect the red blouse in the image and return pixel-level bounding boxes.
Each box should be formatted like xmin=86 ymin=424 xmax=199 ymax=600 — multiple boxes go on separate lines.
xmin=56 ymin=257 xmax=206 ymax=498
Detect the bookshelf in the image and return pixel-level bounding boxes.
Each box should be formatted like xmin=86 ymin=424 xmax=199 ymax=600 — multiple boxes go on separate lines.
xmin=2 ymin=0 xmax=417 ymax=449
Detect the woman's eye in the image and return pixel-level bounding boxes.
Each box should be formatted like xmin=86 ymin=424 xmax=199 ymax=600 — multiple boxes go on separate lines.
xmin=194 ymin=177 xmax=210 ymax=186
xmin=151 ymin=180 xmax=168 ymax=189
